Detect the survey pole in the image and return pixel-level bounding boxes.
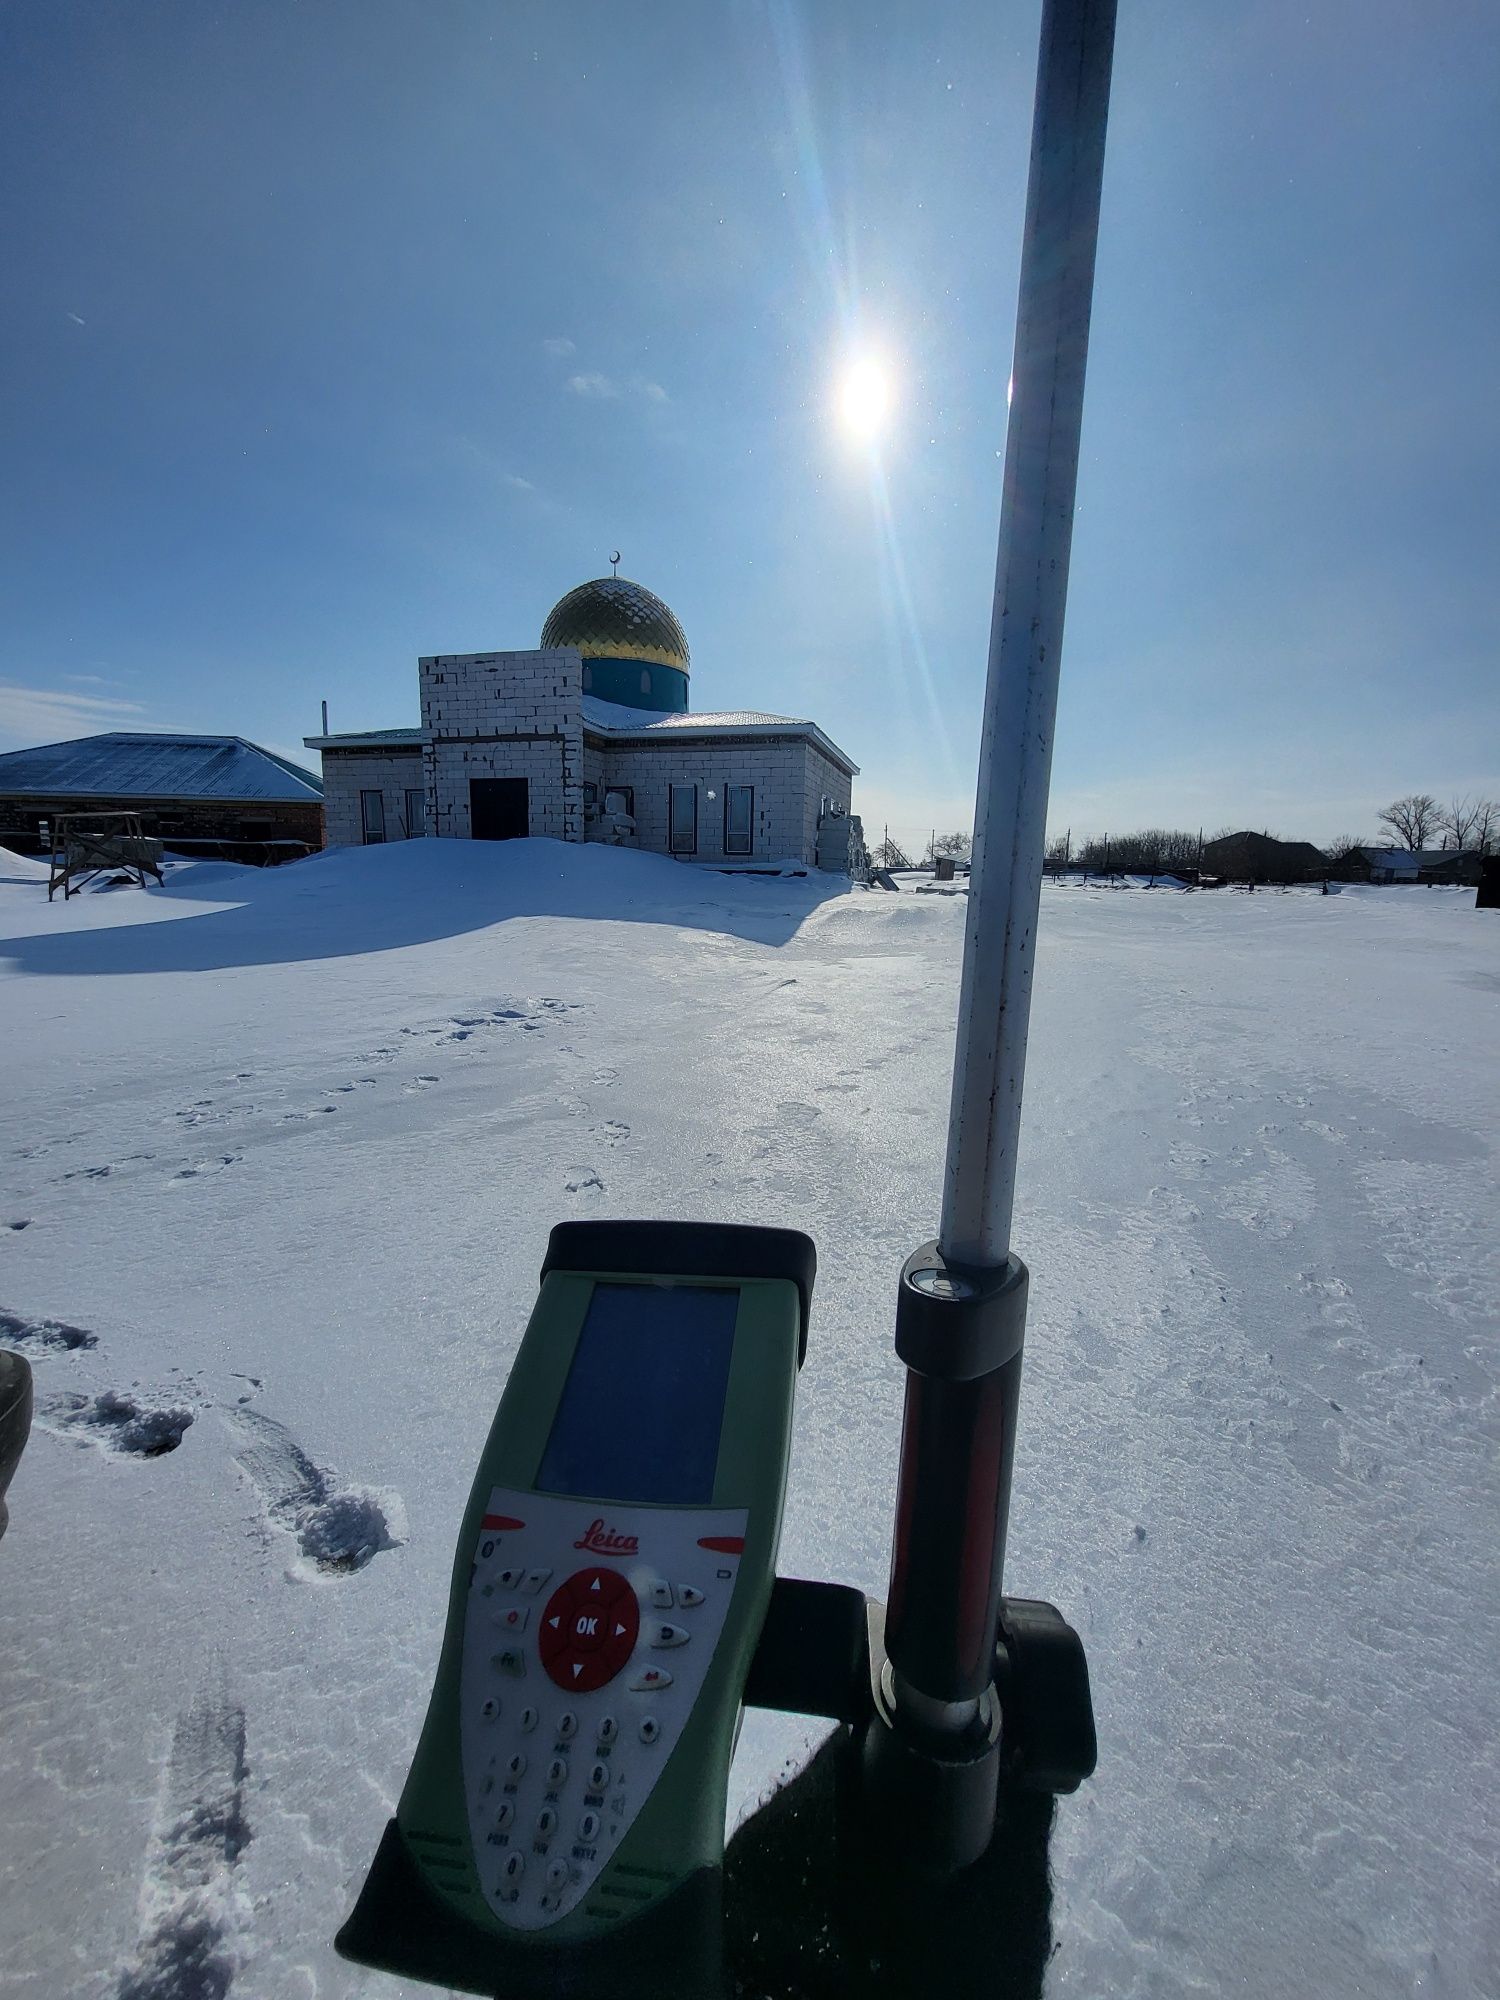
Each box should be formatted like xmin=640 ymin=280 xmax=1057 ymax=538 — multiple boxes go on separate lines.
xmin=871 ymin=0 xmax=1116 ymax=1860
xmin=940 ymin=0 xmax=1116 ymax=1270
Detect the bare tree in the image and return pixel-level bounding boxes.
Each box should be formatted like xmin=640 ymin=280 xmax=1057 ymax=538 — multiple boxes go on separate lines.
xmin=1438 ymin=795 xmax=1482 ymax=851
xmin=1323 ymin=833 xmax=1369 ymax=864
xmin=1045 ymin=830 xmax=1072 ymax=868
xmin=1473 ymin=798 xmax=1500 ymax=855
xmin=1375 ymin=794 xmax=1439 ymax=850
xmin=924 ymin=831 xmax=973 ymax=865
xmin=870 ymin=832 xmax=914 ymax=870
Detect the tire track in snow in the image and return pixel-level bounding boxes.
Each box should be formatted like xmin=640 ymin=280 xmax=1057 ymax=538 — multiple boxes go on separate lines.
xmin=115 ymin=1684 xmax=251 ymax=2000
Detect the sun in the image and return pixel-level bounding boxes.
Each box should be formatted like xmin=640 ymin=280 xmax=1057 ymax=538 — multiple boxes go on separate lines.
xmin=837 ymin=355 xmax=894 ymax=441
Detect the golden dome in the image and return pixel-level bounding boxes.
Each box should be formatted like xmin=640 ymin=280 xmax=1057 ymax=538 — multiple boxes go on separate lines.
xmin=540 ymin=577 xmax=689 ymax=673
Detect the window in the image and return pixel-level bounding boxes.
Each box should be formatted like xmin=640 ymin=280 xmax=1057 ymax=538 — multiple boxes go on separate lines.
xmin=360 ymin=789 xmax=386 ymax=844
xmin=404 ymin=789 xmax=425 ymax=837
xmin=724 ymin=784 xmax=754 ymax=857
xmin=640 ymin=669 xmax=652 ymax=695
xmin=582 ymin=664 xmax=593 ymax=691
xmin=668 ymin=783 xmax=697 ymax=854
xmin=582 ymin=781 xmax=599 ymax=809
xmin=604 ymin=784 xmax=633 ymax=817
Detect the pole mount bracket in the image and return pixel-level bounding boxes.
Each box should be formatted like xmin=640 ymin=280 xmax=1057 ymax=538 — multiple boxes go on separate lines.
xmin=894 ymin=1244 xmax=1029 ymax=1381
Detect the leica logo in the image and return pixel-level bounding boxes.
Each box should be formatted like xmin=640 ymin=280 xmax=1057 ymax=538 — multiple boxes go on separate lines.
xmin=573 ymin=1518 xmax=639 ymax=1555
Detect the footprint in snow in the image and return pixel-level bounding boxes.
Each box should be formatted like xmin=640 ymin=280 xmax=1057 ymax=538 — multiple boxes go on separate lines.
xmin=277 ymin=1106 xmax=336 ymax=1123
xmin=42 ymin=1388 xmax=194 ymax=1456
xmin=402 ymin=1075 xmax=440 ymax=1094
xmin=168 ymin=1156 xmax=241 ymax=1186
xmin=0 ymin=1306 xmax=97 ymax=1352
xmin=596 ymin=1121 xmax=630 ymax=1146
xmin=564 ymin=1167 xmax=605 ymax=1195
xmin=5 ymin=1218 xmax=31 ymax=1232
xmin=227 ymin=1406 xmax=404 ymax=1577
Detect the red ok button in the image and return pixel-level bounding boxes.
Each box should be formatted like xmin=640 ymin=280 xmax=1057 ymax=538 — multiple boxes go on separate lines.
xmin=539 ymin=1568 xmax=640 ymax=1692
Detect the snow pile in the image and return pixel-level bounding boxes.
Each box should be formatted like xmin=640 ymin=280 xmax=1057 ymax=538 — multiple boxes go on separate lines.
xmin=0 ymin=842 xmax=50 ymax=884
xmin=1 ymin=841 xmax=1496 ymax=1998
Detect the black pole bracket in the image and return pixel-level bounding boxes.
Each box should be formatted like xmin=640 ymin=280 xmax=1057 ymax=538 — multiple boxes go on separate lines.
xmin=894 ymin=1243 xmax=1028 ymax=1381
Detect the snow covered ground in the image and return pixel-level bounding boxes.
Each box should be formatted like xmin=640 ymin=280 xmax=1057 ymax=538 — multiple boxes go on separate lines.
xmin=1 ymin=842 xmax=1496 ymax=1999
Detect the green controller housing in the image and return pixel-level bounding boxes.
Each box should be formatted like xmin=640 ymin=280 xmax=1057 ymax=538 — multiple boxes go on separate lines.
xmin=336 ymin=1220 xmax=814 ymax=1997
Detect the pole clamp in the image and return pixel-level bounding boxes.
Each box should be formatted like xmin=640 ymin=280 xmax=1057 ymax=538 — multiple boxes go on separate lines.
xmin=894 ymin=1244 xmax=1029 ymax=1381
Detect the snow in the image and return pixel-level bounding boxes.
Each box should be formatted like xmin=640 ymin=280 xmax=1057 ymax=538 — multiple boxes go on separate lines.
xmin=0 ymin=842 xmax=51 ymax=885
xmin=2 ymin=844 xmax=1496 ymax=1998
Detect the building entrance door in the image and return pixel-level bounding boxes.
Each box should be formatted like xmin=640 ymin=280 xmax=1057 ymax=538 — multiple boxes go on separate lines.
xmin=469 ymin=778 xmax=529 ymax=841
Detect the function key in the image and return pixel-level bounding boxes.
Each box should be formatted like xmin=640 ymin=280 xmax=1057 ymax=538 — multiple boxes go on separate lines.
xmin=480 ymin=1696 xmax=502 ymax=1720
xmin=648 ymin=1580 xmax=674 ymax=1611
xmin=629 ymin=1667 xmax=672 ymax=1692
xmin=493 ymin=1646 xmax=527 ymax=1678
xmin=578 ymin=1810 xmax=601 ymax=1841
xmin=676 ymin=1584 xmax=706 ymax=1608
xmin=519 ymin=1706 xmax=539 ymax=1733
xmin=520 ymin=1568 xmax=552 ymax=1595
xmin=596 ymin=1715 xmax=619 ymax=1747
xmin=495 ymin=1604 xmax=530 ymax=1634
xmin=649 ymin=1623 xmax=690 ymax=1650
xmin=545 ymin=1857 xmax=570 ymax=1891
xmin=535 ymin=1806 xmax=558 ymax=1839
xmin=546 ymin=1757 xmax=569 ymax=1788
xmin=556 ymin=1711 xmax=579 ymax=1741
xmin=496 ymin=1566 xmax=526 ymax=1590
xmin=638 ymin=1717 xmax=661 ymax=1745
xmin=506 ymin=1753 xmax=528 ymax=1781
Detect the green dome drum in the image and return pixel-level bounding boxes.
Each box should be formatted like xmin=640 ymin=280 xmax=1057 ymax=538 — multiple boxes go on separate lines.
xmin=541 ymin=576 xmax=690 ymax=714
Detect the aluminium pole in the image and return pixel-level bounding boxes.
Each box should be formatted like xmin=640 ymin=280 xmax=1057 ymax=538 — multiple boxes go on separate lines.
xmin=870 ymin=0 xmax=1116 ymax=1867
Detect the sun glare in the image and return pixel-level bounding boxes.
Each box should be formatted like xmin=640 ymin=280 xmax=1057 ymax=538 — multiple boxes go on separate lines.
xmin=838 ymin=355 xmax=894 ymax=441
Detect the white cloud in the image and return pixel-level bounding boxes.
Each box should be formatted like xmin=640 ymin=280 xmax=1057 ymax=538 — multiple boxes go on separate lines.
xmin=565 ymin=371 xmax=668 ymax=403
xmin=0 ymin=682 xmax=147 ymax=750
xmin=543 ymin=335 xmax=576 ymax=357
xmin=66 ymin=311 xmax=85 ymax=327
xmin=502 ymin=471 xmax=535 ymax=491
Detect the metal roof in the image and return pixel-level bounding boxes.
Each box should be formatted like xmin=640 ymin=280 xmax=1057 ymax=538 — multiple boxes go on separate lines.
xmin=0 ymin=733 xmax=323 ymax=801
xmin=580 ymin=697 xmax=858 ymax=775
xmin=304 ymin=729 xmax=425 ymax=749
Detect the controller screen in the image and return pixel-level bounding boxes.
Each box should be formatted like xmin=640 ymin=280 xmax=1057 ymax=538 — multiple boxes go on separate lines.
xmin=535 ymin=1283 xmax=739 ymax=1505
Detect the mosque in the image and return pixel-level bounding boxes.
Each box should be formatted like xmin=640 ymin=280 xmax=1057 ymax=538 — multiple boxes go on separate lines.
xmin=307 ymin=574 xmax=865 ymax=872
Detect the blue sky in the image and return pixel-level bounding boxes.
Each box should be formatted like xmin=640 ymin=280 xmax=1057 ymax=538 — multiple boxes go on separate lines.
xmin=2 ymin=1 xmax=1496 ymax=850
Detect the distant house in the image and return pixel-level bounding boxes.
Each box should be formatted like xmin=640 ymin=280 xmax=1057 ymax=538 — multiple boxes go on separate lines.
xmin=1200 ymin=831 xmax=1329 ymax=884
xmin=0 ymin=733 xmax=324 ymax=861
xmin=1349 ymin=847 xmax=1482 ymax=886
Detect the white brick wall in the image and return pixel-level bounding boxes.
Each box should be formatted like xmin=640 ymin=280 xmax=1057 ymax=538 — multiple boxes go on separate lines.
xmin=802 ymin=746 xmax=854 ymax=864
xmin=317 ymin=648 xmax=858 ymax=867
xmin=420 ymin=649 xmax=583 ymax=842
xmin=587 ymin=734 xmax=826 ymax=862
xmin=322 ymin=750 xmax=425 ymax=847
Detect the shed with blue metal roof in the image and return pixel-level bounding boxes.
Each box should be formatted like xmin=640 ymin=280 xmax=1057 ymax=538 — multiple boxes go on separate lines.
xmin=0 ymin=733 xmax=324 ymax=861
